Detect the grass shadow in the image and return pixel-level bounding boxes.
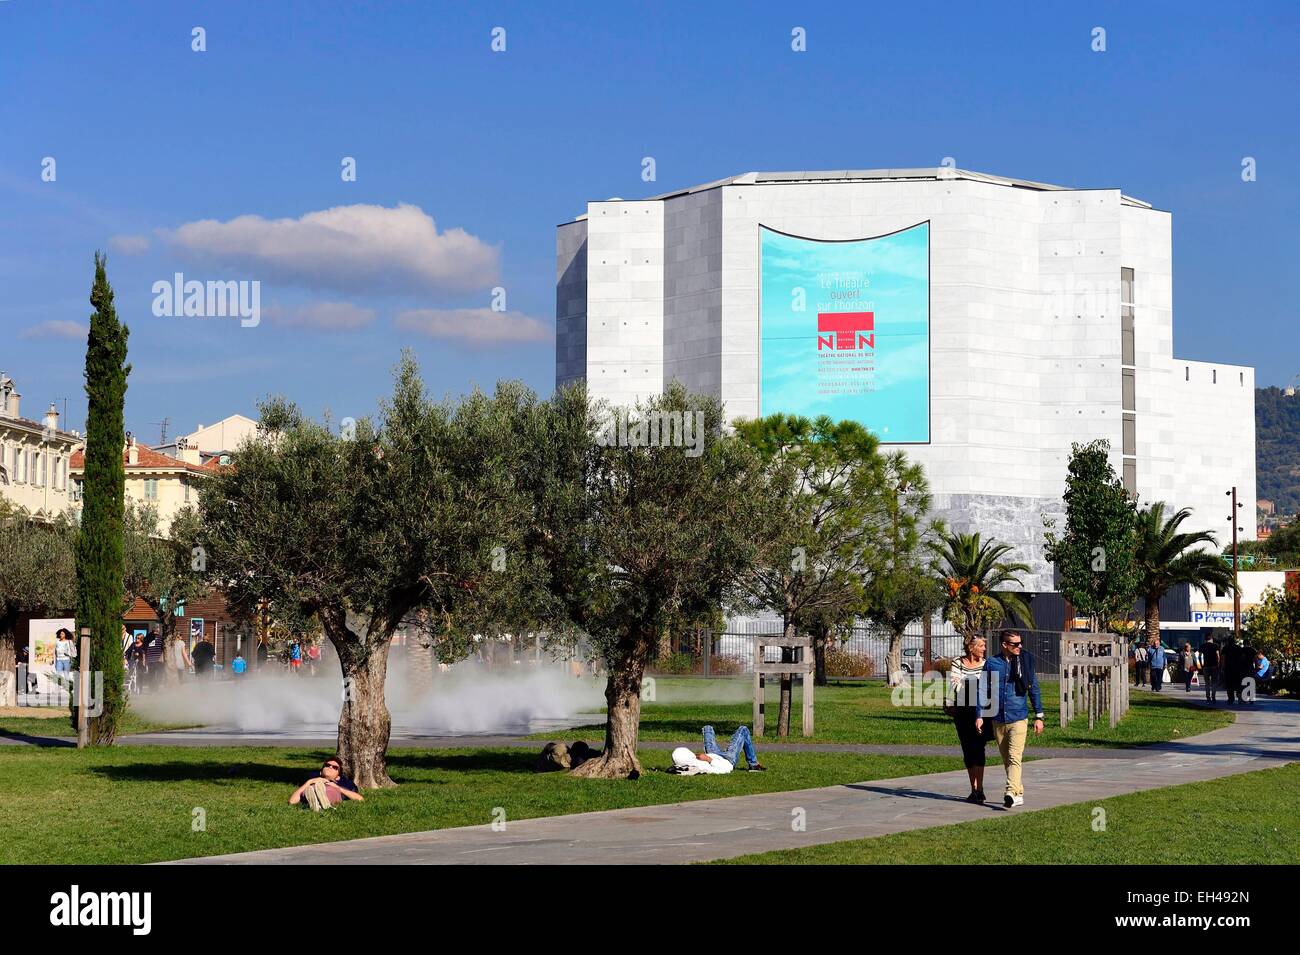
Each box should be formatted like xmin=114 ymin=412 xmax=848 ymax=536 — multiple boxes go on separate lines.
xmin=0 ymin=731 xmax=76 ymax=748
xmin=90 ymin=756 xmax=332 ymax=785
xmin=385 ymin=749 xmax=555 ymax=774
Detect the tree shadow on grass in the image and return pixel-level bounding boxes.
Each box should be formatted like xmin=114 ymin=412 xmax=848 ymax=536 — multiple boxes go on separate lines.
xmin=385 ymin=750 xmax=551 ymax=775
xmin=0 ymin=731 xmax=76 ymax=748
xmin=89 ymin=756 xmax=333 ymax=785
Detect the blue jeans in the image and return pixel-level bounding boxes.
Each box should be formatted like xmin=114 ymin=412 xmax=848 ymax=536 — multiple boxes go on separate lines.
xmin=55 ymin=659 xmax=71 ymax=673
xmin=702 ymin=725 xmax=758 ymax=768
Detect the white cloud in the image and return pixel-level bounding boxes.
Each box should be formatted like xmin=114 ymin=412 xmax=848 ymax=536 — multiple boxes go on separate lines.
xmin=108 ymin=234 xmax=150 ymax=255
xmin=263 ymin=301 xmax=376 ymax=330
xmin=19 ymin=320 xmax=86 ymax=341
xmin=164 ymin=203 xmax=499 ymax=295
xmin=394 ymin=308 xmax=551 ymax=345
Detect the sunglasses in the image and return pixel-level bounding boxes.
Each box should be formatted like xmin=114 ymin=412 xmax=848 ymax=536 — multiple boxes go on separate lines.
xmin=1004 ymin=641 xmax=1022 ymax=647
xmin=323 ymin=763 xmax=340 ymax=771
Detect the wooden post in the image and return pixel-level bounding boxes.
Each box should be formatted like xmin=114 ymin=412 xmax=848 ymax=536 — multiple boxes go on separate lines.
xmin=703 ymin=629 xmax=711 ymax=678
xmin=76 ymin=628 xmax=90 ymax=749
xmin=802 ymin=644 xmax=814 ymax=735
xmin=1110 ymin=649 xmax=1120 ymax=728
xmin=921 ymin=614 xmax=932 ymax=675
xmin=1059 ymin=636 xmax=1066 ymax=728
xmin=753 ymin=635 xmax=814 ymax=737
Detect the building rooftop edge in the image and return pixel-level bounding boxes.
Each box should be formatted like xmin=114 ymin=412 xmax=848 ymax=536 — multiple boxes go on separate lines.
xmin=564 ymin=168 xmax=1154 ymax=221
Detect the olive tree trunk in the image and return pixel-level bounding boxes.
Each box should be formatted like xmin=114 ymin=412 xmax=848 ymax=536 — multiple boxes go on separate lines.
xmin=887 ymin=630 xmax=905 ymax=686
xmin=571 ymin=632 xmax=650 ymax=779
xmin=324 ymin=615 xmax=397 ymax=789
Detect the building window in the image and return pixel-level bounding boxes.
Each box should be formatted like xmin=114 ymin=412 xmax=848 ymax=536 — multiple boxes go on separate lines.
xmin=70 ymin=478 xmax=83 ymax=502
xmin=144 ymin=478 xmax=159 ymax=500
xmin=183 ymin=481 xmax=191 ymax=503
xmin=1123 ymin=413 xmax=1136 ymax=456
xmin=1123 ymin=459 xmax=1137 ymax=498
xmin=1120 ymin=267 xmax=1135 ymax=367
xmin=1213 ymin=369 xmax=1217 ymax=384
xmin=1122 ymin=369 xmax=1136 ymax=411
xmin=1185 ymin=366 xmax=1189 ymax=381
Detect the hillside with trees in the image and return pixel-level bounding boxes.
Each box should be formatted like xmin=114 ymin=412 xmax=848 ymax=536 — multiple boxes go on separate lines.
xmin=1257 ymin=386 xmax=1300 ymax=517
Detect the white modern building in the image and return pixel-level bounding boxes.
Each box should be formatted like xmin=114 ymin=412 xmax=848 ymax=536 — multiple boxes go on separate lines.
xmin=556 ymin=168 xmax=1256 ymax=591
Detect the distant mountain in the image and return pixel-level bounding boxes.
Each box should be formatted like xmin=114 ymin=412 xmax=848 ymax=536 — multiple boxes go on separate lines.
xmin=1257 ymin=387 xmax=1300 ymax=516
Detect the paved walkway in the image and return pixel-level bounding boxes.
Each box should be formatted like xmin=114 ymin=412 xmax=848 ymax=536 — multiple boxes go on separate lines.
xmin=171 ymin=697 xmax=1300 ymax=865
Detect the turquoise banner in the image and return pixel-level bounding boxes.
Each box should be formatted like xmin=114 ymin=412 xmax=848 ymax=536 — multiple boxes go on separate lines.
xmin=759 ymin=222 xmax=930 ymax=443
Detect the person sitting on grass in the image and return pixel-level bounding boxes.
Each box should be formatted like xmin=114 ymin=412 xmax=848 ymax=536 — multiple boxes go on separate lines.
xmin=670 ymin=724 xmax=766 ymax=774
xmin=289 ymin=757 xmax=365 ymax=811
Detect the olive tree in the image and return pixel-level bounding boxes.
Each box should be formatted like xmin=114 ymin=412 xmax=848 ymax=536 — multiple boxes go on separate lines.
xmin=521 ymin=383 xmax=764 ymax=777
xmin=200 ymin=355 xmax=533 ymax=787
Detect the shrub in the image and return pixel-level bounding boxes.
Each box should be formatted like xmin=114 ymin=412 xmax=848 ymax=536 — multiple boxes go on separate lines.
xmin=1270 ymin=672 xmax=1300 ymax=698
xmin=653 ymin=652 xmax=697 ymax=675
xmin=825 ymin=644 xmax=875 ymax=678
xmin=708 ymin=655 xmax=743 ymax=676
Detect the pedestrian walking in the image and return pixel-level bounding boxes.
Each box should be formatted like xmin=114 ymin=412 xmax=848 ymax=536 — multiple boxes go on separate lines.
xmin=1147 ymin=636 xmax=1167 ymax=692
xmin=1200 ymin=636 xmax=1220 ymax=704
xmin=53 ymin=628 xmax=76 ymax=674
xmin=1180 ymin=642 xmax=1196 ymax=692
xmin=946 ymin=634 xmax=991 ymax=803
xmin=976 ymin=631 xmax=1045 ymax=809
xmin=1133 ymin=642 xmax=1148 ymax=687
xmin=1223 ymin=637 xmax=1245 ymax=704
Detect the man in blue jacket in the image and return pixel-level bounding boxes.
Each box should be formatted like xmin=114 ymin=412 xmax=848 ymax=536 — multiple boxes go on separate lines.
xmin=1146 ymin=635 xmax=1167 ymax=692
xmin=976 ymin=631 xmax=1045 ymax=808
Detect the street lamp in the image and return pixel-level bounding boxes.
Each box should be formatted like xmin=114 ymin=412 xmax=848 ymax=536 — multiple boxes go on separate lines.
xmin=1226 ymin=488 xmax=1244 ymax=644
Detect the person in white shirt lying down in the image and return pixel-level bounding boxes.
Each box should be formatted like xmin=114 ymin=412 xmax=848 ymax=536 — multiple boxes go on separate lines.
xmin=670 ymin=724 xmax=767 ymax=774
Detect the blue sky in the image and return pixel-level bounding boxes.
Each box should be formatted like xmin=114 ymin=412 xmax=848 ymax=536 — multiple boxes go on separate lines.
xmin=2 ymin=0 xmax=1296 ymax=441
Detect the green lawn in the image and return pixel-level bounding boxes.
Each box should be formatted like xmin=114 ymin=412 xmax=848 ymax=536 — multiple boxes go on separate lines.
xmin=0 ymin=745 xmax=961 ymax=864
xmin=540 ymin=678 xmax=1234 ymax=748
xmin=712 ymin=762 xmax=1300 ymax=864
xmin=0 ymin=708 xmax=198 ymax=739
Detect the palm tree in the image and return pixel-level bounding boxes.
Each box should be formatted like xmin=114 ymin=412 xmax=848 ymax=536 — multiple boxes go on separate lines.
xmin=930 ymin=531 xmax=1035 ymax=639
xmin=1135 ymin=503 xmax=1235 ymax=642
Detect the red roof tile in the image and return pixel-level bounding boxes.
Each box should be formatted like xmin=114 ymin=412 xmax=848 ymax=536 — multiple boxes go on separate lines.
xmin=69 ymin=445 xmax=228 ymax=475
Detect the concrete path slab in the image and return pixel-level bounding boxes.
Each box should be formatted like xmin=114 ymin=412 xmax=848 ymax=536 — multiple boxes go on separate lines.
xmin=170 ymin=697 xmax=1300 ymax=865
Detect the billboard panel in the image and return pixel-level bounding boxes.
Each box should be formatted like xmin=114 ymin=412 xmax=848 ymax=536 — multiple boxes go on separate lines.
xmin=759 ymin=222 xmax=930 ymax=442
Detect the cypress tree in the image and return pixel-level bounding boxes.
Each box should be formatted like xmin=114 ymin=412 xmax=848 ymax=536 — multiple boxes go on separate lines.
xmin=73 ymin=252 xmax=130 ymax=742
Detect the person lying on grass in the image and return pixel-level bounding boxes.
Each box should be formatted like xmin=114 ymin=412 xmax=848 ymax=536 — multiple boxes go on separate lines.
xmin=289 ymin=757 xmax=365 ymax=811
xmin=670 ymin=724 xmax=767 ymax=774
